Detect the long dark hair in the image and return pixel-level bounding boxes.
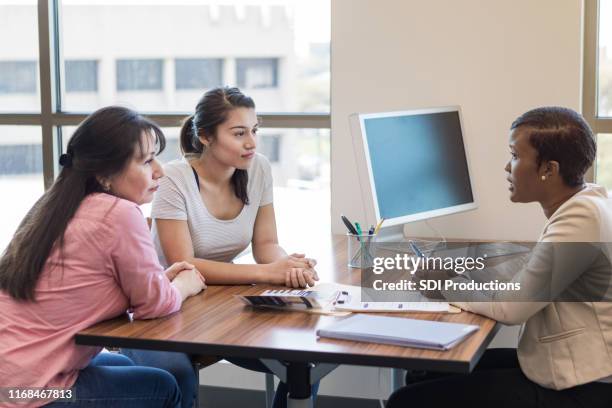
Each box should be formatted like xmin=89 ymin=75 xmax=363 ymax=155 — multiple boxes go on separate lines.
xmin=0 ymin=106 xmax=166 ymax=301
xmin=180 ymin=86 xmax=255 ymax=205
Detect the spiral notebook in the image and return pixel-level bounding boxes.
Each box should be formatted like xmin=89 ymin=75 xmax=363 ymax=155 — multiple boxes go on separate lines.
xmin=316 ymin=314 xmax=479 ymax=350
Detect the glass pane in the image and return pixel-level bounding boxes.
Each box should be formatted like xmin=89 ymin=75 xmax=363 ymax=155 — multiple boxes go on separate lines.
xmin=175 ymin=58 xmax=223 ymax=90
xmin=65 ymin=60 xmax=98 ymax=92
xmin=61 ymin=125 xmax=330 ymax=245
xmin=236 ymin=58 xmax=278 ymax=89
xmin=0 ymin=2 xmax=40 ymax=112
xmin=597 ymin=133 xmax=612 ymax=189
xmin=0 ymin=126 xmax=44 ymax=252
xmin=116 ymin=59 xmax=164 ymax=91
xmin=267 ymin=129 xmax=330 ymax=249
xmin=59 ymin=1 xmax=330 ymax=113
xmin=599 ymin=0 xmax=612 ymax=116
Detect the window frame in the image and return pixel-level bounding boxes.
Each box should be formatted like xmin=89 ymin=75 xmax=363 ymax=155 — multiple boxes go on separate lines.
xmin=0 ymin=0 xmax=330 ymax=189
xmin=583 ymin=0 xmax=612 ymax=182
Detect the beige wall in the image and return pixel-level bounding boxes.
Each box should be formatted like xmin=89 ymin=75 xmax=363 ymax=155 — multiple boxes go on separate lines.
xmin=331 ymin=0 xmax=583 ymax=241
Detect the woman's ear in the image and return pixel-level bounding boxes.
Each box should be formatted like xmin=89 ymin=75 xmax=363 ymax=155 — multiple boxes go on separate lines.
xmin=545 ymin=161 xmax=560 ymax=179
xmin=198 ymin=134 xmax=210 ymax=148
xmin=96 ymin=176 xmax=112 ymax=192
xmin=548 ymin=160 xmax=561 ymax=176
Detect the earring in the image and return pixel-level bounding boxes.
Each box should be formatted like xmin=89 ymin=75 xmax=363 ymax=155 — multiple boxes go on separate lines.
xmin=102 ymin=182 xmax=111 ymax=191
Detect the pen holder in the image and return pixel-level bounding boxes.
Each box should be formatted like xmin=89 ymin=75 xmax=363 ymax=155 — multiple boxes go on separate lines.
xmin=347 ymin=233 xmax=376 ymax=269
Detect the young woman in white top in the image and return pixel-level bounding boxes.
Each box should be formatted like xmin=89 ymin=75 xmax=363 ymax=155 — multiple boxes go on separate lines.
xmin=387 ymin=107 xmax=612 ymax=407
xmin=151 ymin=86 xmax=317 ymax=287
xmin=121 ymin=87 xmax=320 ymax=408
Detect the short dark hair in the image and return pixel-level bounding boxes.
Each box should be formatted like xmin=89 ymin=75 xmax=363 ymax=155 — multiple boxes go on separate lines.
xmin=180 ymin=86 xmax=256 ymax=205
xmin=510 ymin=107 xmax=596 ymax=187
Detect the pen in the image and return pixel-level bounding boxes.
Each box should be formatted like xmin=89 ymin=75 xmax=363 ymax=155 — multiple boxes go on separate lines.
xmin=355 ymin=222 xmax=363 ymax=236
xmin=409 ymin=240 xmax=425 ymax=258
xmin=341 ymin=215 xmax=359 ymax=235
xmin=373 ymin=218 xmax=385 ymax=235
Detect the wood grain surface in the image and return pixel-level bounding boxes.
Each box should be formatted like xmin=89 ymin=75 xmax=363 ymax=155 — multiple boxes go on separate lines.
xmin=76 ymin=235 xmax=499 ymax=373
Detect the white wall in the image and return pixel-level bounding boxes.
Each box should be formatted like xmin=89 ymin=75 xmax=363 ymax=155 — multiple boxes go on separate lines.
xmin=331 ymin=0 xmax=583 ymax=241
xmin=199 ymin=1 xmax=584 ymax=401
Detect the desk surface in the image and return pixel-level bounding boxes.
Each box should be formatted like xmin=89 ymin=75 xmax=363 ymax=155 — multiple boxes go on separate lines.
xmin=76 ymin=235 xmax=499 ymax=373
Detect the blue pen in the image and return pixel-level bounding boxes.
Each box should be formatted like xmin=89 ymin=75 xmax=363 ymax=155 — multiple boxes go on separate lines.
xmin=409 ymin=240 xmax=425 ymax=258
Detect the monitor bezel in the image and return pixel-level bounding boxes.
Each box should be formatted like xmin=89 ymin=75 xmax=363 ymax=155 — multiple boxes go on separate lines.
xmin=353 ymin=106 xmax=478 ymax=229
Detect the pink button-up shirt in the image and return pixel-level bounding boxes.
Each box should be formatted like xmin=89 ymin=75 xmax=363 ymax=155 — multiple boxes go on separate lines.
xmin=0 ymin=193 xmax=182 ymax=406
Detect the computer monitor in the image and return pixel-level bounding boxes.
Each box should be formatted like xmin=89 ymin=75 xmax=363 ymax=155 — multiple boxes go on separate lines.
xmin=349 ymin=106 xmax=477 ymax=241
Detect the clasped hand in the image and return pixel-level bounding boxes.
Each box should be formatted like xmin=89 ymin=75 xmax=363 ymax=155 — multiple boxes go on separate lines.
xmin=266 ymin=253 xmax=319 ymax=288
xmin=164 ymin=261 xmax=207 ymax=298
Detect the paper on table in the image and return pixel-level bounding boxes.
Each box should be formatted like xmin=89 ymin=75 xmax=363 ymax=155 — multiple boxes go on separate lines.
xmin=310 ymin=282 xmax=460 ymax=313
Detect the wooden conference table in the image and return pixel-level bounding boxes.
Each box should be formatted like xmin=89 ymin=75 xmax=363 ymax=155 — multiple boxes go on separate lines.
xmin=76 ymin=235 xmax=499 ymax=407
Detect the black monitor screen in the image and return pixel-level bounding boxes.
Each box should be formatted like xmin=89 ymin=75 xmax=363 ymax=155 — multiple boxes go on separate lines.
xmin=363 ymin=110 xmax=474 ymax=220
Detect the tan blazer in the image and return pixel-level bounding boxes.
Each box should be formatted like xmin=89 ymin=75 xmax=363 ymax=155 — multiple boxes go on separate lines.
xmin=454 ymin=184 xmax=612 ymax=390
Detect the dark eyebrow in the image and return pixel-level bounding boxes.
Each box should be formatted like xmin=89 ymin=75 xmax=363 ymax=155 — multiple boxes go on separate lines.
xmin=230 ymin=124 xmax=259 ymax=130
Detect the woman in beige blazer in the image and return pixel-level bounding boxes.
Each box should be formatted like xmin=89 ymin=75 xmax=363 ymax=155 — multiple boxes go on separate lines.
xmin=387 ymin=107 xmax=612 ymax=408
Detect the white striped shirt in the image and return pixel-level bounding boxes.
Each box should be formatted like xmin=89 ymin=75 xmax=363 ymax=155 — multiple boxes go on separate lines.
xmin=151 ymin=153 xmax=273 ymax=266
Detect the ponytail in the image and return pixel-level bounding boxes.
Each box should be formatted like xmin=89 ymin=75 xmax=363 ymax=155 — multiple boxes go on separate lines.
xmin=180 ymin=114 xmax=204 ymax=154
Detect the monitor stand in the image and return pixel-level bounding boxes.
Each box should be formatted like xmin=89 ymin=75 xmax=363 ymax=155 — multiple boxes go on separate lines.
xmin=375 ymin=224 xmax=444 ymax=255
xmin=375 ymin=224 xmax=530 ymax=259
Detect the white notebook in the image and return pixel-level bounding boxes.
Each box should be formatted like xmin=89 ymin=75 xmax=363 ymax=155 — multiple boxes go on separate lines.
xmin=316 ymin=314 xmax=479 ymax=351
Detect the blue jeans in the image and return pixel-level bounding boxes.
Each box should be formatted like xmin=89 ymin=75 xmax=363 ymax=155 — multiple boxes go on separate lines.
xmin=120 ymin=349 xmax=197 ymax=408
xmin=45 ymin=352 xmax=181 ymax=408
xmin=120 ymin=349 xmax=319 ymax=408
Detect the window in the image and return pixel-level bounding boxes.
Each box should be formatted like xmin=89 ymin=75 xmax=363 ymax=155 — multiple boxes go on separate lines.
xmin=598 ymin=0 xmax=612 ymax=117
xmin=0 ymin=126 xmax=44 ymax=252
xmin=0 ymin=3 xmax=39 ymax=112
xmin=584 ymin=0 xmax=612 ymax=188
xmin=236 ymin=58 xmax=278 ymax=89
xmin=258 ymin=134 xmax=281 ymax=162
xmin=0 ymin=1 xmax=330 ymax=247
xmin=65 ymin=60 xmax=98 ymax=92
xmin=57 ymin=1 xmax=329 ymax=113
xmin=116 ymin=59 xmax=163 ymax=91
xmin=0 ymin=61 xmax=37 ymax=94
xmin=175 ymin=58 xmax=223 ymax=90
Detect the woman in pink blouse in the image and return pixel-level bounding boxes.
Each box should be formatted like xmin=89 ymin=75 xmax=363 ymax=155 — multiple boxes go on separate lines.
xmin=0 ymin=106 xmax=206 ymax=408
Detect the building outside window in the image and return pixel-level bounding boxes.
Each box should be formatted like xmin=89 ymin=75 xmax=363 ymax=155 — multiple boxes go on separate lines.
xmin=175 ymin=58 xmax=223 ymax=90
xmin=65 ymin=60 xmax=98 ymax=92
xmin=236 ymin=58 xmax=279 ymax=89
xmin=0 ymin=61 xmax=37 ymax=94
xmin=259 ymin=134 xmax=281 ymax=163
xmin=585 ymin=0 xmax=612 ymax=189
xmin=116 ymin=59 xmax=163 ymax=91
xmin=0 ymin=0 xmax=331 ymax=251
